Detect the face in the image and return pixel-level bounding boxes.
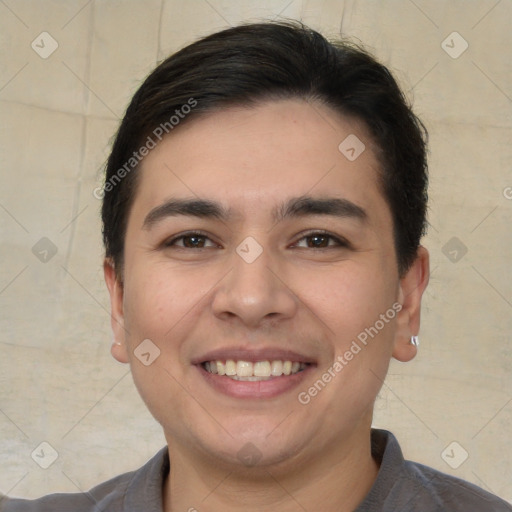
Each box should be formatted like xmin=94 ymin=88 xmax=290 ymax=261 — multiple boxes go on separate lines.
xmin=105 ymin=98 xmax=428 ymax=472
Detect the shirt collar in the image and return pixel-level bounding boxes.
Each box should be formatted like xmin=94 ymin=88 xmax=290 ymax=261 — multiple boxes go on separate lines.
xmin=123 ymin=428 xmax=401 ymax=512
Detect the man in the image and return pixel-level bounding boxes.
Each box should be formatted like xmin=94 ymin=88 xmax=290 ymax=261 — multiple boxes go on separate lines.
xmin=2 ymin=20 xmax=511 ymax=512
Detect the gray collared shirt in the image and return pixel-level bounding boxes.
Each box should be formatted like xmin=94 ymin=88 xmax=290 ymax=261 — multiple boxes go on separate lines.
xmin=2 ymin=429 xmax=511 ymax=511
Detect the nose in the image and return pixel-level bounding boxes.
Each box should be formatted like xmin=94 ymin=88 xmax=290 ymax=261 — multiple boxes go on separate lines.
xmin=211 ymin=242 xmax=298 ymax=329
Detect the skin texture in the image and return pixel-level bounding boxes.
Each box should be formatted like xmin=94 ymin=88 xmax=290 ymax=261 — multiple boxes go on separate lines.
xmin=104 ymin=98 xmax=429 ymax=512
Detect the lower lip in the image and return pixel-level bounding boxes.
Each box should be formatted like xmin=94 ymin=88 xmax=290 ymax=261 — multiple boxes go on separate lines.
xmin=195 ymin=364 xmax=315 ymax=399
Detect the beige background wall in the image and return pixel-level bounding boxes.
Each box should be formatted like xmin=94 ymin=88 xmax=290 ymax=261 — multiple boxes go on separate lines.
xmin=1 ymin=0 xmax=511 ymax=504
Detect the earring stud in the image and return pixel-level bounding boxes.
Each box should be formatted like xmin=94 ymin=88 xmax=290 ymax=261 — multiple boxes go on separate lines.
xmin=410 ymin=336 xmax=419 ymax=347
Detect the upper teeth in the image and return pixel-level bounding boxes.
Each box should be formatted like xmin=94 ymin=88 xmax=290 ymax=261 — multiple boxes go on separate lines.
xmin=204 ymin=360 xmax=306 ymax=379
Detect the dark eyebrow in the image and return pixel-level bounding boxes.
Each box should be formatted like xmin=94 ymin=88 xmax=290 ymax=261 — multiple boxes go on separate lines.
xmin=275 ymin=195 xmax=367 ymax=224
xmin=142 ymin=195 xmax=367 ymax=230
xmin=143 ymin=198 xmax=231 ymax=229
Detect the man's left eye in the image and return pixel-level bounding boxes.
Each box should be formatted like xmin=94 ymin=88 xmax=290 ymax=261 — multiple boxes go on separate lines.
xmin=293 ymin=232 xmax=348 ymax=249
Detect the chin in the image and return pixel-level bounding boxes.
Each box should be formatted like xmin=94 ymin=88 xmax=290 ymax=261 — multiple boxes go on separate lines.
xmin=208 ymin=422 xmax=307 ymax=470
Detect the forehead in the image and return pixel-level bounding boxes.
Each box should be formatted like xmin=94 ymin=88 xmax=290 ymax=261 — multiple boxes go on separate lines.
xmin=129 ymin=99 xmax=391 ymax=229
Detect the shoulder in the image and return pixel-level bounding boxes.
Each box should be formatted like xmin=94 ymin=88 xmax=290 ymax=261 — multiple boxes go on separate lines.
xmin=0 ymin=473 xmax=131 ymax=512
xmin=365 ymin=429 xmax=512 ymax=512
xmin=0 ymin=447 xmax=169 ymax=512
xmin=399 ymin=460 xmax=512 ymax=512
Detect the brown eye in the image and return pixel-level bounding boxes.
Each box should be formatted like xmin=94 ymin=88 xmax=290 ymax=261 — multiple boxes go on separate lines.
xmin=294 ymin=231 xmax=349 ymax=249
xmin=164 ymin=232 xmax=217 ymax=249
xmin=306 ymin=234 xmax=330 ymax=248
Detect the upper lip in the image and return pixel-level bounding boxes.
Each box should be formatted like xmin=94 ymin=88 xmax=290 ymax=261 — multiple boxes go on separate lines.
xmin=191 ymin=347 xmax=317 ymax=365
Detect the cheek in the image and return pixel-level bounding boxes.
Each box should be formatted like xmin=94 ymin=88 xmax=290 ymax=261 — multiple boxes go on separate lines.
xmin=299 ymin=263 xmax=396 ymax=412
xmin=120 ymin=268 xmax=198 ymax=429
xmin=121 ymin=227 xmax=188 ymax=336
xmin=122 ymin=262 xmax=221 ymax=363
xmin=122 ymin=267 xmax=186 ymax=345
xmin=300 ymin=261 xmax=396 ymax=340
xmin=306 ymin=261 xmax=398 ymax=404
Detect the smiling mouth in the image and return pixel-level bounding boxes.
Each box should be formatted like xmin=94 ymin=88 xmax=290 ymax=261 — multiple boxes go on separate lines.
xmin=201 ymin=360 xmax=310 ymax=381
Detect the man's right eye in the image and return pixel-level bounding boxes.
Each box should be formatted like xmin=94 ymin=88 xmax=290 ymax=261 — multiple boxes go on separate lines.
xmin=163 ymin=231 xmax=218 ymax=249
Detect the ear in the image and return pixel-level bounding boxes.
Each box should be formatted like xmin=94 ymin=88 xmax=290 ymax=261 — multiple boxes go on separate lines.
xmin=104 ymin=258 xmax=129 ymax=364
xmin=392 ymin=245 xmax=430 ymax=362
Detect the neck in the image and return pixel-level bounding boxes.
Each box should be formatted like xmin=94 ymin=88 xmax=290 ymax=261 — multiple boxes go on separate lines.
xmin=163 ymin=427 xmax=380 ymax=512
